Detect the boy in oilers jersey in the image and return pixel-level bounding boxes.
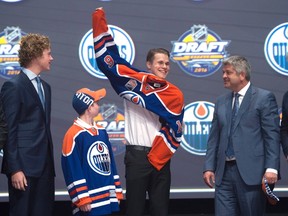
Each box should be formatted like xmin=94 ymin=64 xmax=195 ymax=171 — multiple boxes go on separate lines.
xmin=61 ymin=87 xmax=123 ymax=216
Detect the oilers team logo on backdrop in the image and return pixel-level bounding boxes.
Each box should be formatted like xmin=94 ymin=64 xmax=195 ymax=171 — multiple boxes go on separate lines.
xmin=79 ymin=25 xmax=135 ymax=79
xmin=94 ymin=104 xmax=125 ymax=156
xmin=0 ymin=27 xmax=26 ymax=79
xmin=181 ymin=101 xmax=214 ymax=155
xmin=87 ymin=141 xmax=111 ymax=175
xmin=264 ymin=23 xmax=288 ymax=76
xmin=171 ymin=25 xmax=230 ymax=77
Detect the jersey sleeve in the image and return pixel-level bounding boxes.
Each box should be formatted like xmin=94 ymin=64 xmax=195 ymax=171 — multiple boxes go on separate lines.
xmin=61 ymin=126 xmax=92 ymax=207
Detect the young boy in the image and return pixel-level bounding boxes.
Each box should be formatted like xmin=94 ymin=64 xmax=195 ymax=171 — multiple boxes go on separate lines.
xmin=61 ymin=87 xmax=123 ymax=216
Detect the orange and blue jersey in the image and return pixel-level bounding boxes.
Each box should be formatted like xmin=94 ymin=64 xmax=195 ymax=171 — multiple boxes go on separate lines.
xmin=92 ymin=8 xmax=184 ymax=171
xmin=61 ymin=118 xmax=123 ymax=215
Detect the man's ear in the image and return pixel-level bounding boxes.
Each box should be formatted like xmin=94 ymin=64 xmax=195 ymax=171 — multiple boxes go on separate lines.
xmin=87 ymin=105 xmax=92 ymax=113
xmin=239 ymin=71 xmax=246 ymax=80
xmin=146 ymin=61 xmax=151 ymax=70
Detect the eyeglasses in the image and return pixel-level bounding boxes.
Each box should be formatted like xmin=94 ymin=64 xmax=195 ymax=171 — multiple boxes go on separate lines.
xmin=262 ymin=177 xmax=280 ymax=205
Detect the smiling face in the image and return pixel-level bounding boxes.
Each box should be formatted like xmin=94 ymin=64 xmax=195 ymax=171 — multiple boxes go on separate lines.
xmin=222 ymin=55 xmax=250 ymax=92
xmin=146 ymin=53 xmax=170 ymax=80
xmin=222 ymin=63 xmax=246 ymax=92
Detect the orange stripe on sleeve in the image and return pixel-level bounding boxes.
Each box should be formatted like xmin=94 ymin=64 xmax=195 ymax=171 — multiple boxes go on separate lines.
xmin=69 ymin=185 xmax=88 ymax=196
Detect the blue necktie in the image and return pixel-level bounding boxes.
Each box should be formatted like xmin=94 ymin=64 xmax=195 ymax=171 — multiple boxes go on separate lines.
xmin=35 ymin=76 xmax=45 ymax=109
xmin=226 ymin=92 xmax=240 ymax=159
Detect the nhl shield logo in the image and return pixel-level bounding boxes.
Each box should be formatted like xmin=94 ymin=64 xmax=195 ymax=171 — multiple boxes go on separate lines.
xmin=100 ymin=104 xmax=118 ymax=121
xmin=4 ymin=27 xmax=22 ymax=44
xmin=191 ymin=25 xmax=208 ymax=41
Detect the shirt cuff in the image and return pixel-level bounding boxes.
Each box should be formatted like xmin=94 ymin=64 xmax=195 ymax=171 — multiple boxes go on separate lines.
xmin=266 ymin=168 xmax=278 ymax=175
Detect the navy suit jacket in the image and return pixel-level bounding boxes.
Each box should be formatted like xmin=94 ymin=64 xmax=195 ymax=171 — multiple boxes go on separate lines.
xmin=0 ymin=99 xmax=7 ymax=149
xmin=204 ymin=85 xmax=280 ymax=186
xmin=1 ymin=71 xmax=55 ymax=177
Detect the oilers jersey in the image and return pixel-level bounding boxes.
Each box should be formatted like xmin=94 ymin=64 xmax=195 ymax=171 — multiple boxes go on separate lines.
xmin=92 ymin=8 xmax=184 ymax=171
xmin=61 ymin=118 xmax=123 ymax=216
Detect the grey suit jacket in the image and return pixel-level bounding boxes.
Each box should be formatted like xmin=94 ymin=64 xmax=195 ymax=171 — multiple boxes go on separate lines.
xmin=204 ymin=85 xmax=280 ymax=186
xmin=1 ymin=71 xmax=55 ymax=177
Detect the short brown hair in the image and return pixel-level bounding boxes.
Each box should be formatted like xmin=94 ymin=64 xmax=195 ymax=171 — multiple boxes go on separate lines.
xmin=146 ymin=48 xmax=170 ymax=63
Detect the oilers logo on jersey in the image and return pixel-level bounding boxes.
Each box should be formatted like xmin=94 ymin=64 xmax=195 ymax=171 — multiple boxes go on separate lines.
xmin=119 ymin=91 xmax=146 ymax=108
xmin=87 ymin=141 xmax=111 ymax=176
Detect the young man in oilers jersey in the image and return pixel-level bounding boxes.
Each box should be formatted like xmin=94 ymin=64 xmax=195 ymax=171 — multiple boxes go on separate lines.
xmin=123 ymin=48 xmax=173 ymax=216
xmin=61 ymin=87 xmax=123 ymax=216
xmin=92 ymin=8 xmax=184 ymax=216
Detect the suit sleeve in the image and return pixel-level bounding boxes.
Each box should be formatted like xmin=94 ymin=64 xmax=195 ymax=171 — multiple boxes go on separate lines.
xmin=61 ymin=130 xmax=92 ymax=207
xmin=261 ymin=92 xmax=280 ymax=170
xmin=1 ymin=81 xmax=23 ymax=174
xmin=203 ymin=100 xmax=220 ymax=173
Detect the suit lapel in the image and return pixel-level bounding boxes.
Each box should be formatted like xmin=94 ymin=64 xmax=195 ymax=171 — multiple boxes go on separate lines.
xmin=19 ymin=71 xmax=46 ymax=116
xmin=19 ymin=71 xmax=39 ymax=99
xmin=232 ymin=85 xmax=253 ymax=131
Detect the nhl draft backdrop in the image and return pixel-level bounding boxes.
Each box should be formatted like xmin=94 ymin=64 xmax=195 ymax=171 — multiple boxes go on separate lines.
xmin=0 ymin=0 xmax=288 ymax=201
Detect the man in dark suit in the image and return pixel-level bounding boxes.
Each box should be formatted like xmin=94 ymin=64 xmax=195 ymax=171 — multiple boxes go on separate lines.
xmin=1 ymin=33 xmax=55 ymax=216
xmin=203 ymin=55 xmax=280 ymax=216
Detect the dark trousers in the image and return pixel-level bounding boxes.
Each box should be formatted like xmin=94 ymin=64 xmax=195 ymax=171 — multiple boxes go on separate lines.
xmin=124 ymin=145 xmax=171 ymax=216
xmin=215 ymin=161 xmax=266 ymax=216
xmin=8 ymin=155 xmax=55 ymax=216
